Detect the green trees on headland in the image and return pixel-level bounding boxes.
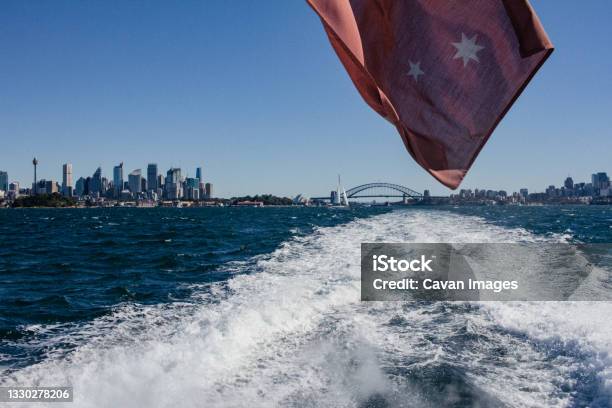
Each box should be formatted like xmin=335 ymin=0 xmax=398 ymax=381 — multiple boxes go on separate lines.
xmin=230 ymin=195 xmax=292 ymax=206
xmin=12 ymin=193 xmax=76 ymax=208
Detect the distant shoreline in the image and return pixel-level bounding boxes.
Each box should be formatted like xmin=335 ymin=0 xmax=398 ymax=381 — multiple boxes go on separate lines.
xmin=2 ymin=203 xmax=608 ymax=209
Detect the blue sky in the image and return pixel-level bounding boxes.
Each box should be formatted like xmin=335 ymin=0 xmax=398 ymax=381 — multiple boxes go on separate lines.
xmin=1 ymin=0 xmax=610 ymax=197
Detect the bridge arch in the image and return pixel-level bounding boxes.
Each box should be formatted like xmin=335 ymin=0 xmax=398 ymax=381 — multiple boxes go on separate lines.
xmin=345 ymin=183 xmax=423 ymax=198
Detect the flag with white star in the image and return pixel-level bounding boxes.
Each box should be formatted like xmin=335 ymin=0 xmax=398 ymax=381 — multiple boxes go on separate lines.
xmin=307 ymin=0 xmax=553 ymax=189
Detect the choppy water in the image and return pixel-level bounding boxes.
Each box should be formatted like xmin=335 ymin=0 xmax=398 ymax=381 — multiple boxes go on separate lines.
xmin=0 ymin=206 xmax=611 ymax=407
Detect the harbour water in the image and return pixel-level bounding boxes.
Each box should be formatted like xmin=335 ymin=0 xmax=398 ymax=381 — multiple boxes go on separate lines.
xmin=0 ymin=206 xmax=611 ymax=407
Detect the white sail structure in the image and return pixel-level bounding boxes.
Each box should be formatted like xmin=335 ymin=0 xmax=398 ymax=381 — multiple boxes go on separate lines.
xmin=336 ymin=175 xmax=349 ymax=207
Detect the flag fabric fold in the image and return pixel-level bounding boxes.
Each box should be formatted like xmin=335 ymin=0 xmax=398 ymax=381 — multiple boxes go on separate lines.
xmin=307 ymin=0 xmax=553 ymax=189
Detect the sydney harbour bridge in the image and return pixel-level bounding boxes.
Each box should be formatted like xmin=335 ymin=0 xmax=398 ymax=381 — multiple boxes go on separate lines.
xmin=310 ymin=182 xmax=429 ymax=203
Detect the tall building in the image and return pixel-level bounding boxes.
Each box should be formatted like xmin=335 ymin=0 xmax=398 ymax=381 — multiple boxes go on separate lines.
xmin=147 ymin=163 xmax=158 ymax=192
xmin=62 ymin=163 xmax=73 ymax=196
xmin=519 ymin=188 xmax=529 ymax=198
xmin=0 ymin=171 xmax=8 ymax=192
xmin=34 ymin=180 xmax=48 ymax=194
xmin=592 ymin=172 xmax=610 ymax=190
xmin=113 ymin=163 xmax=124 ymax=195
xmin=102 ymin=177 xmax=109 ymax=194
xmin=205 ymin=182 xmax=213 ymax=199
xmin=184 ymin=177 xmax=200 ymax=200
xmin=75 ymin=177 xmax=86 ymax=197
xmin=128 ymin=169 xmax=142 ymax=194
xmin=165 ymin=168 xmax=182 ymax=200
xmin=564 ymin=177 xmax=573 ymax=190
xmin=90 ymin=167 xmax=103 ymax=196
xmin=45 ymin=180 xmax=59 ymax=194
xmin=196 ymin=167 xmax=203 ymax=182
xmin=8 ymin=182 xmax=19 ymax=199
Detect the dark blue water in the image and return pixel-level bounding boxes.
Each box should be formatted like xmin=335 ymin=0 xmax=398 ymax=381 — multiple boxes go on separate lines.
xmin=0 ymin=205 xmax=610 ymax=407
xmin=443 ymin=205 xmax=612 ymax=243
xmin=0 ymin=207 xmax=389 ymax=368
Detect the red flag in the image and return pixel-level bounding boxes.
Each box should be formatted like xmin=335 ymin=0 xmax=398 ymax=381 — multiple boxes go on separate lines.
xmin=307 ymin=0 xmax=553 ymax=189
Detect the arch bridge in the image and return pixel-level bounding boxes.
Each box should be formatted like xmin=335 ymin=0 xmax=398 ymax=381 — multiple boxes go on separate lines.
xmin=311 ymin=182 xmax=424 ymax=201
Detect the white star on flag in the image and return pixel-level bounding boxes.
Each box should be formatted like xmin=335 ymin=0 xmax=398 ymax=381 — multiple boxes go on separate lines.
xmin=452 ymin=33 xmax=485 ymax=67
xmin=407 ymin=61 xmax=425 ymax=82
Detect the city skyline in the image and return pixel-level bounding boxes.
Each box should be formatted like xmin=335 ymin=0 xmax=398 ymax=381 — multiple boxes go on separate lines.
xmin=1 ymin=1 xmax=611 ymax=196
xmin=0 ymin=157 xmax=608 ymax=201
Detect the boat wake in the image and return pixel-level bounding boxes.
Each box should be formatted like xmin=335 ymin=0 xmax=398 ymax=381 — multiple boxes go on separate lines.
xmin=2 ymin=210 xmax=611 ymax=407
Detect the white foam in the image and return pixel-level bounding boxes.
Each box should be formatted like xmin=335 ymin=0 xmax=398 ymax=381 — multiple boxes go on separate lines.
xmin=1 ymin=209 xmax=610 ymax=407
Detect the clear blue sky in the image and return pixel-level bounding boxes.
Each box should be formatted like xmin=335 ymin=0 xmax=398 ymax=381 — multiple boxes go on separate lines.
xmin=1 ymin=0 xmax=610 ymax=197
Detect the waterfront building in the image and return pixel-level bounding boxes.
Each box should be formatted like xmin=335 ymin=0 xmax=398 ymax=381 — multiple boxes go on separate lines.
xmin=594 ymin=173 xmax=611 ymax=197
xmin=90 ymin=167 xmax=103 ymax=196
xmin=75 ymin=177 xmax=86 ymax=197
xmin=165 ymin=168 xmax=182 ymax=200
xmin=519 ymin=188 xmax=528 ymax=198
xmin=185 ymin=177 xmax=199 ymax=190
xmin=62 ymin=163 xmax=73 ymax=196
xmin=592 ymin=172 xmax=610 ymax=193
xmin=128 ymin=169 xmax=142 ymax=194
xmin=564 ymin=176 xmax=574 ymax=190
xmin=32 ymin=179 xmax=58 ymax=195
xmin=85 ymin=177 xmax=92 ymax=196
xmin=184 ymin=177 xmax=200 ymax=200
xmin=185 ymin=187 xmax=199 ymax=201
xmin=7 ymin=182 xmax=19 ymax=199
xmin=34 ymin=180 xmax=46 ymax=195
xmin=45 ymin=180 xmax=59 ymax=194
xmin=147 ymin=163 xmax=158 ymax=191
xmin=205 ymin=182 xmax=213 ymax=199
xmin=113 ymin=163 xmax=124 ymax=196
xmin=0 ymin=171 xmax=8 ymax=192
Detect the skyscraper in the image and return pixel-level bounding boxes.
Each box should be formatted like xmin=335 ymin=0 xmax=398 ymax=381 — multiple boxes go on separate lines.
xmin=128 ymin=169 xmax=142 ymax=194
xmin=75 ymin=177 xmax=86 ymax=197
xmin=205 ymin=182 xmax=213 ymax=199
xmin=62 ymin=163 xmax=73 ymax=196
xmin=185 ymin=177 xmax=200 ymax=200
xmin=165 ymin=168 xmax=182 ymax=200
xmin=0 ymin=171 xmax=8 ymax=192
xmin=196 ymin=167 xmax=202 ymax=182
xmin=147 ymin=164 xmax=158 ymax=192
xmin=90 ymin=167 xmax=103 ymax=196
xmin=592 ymin=172 xmax=610 ymax=190
xmin=113 ymin=163 xmax=124 ymax=195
